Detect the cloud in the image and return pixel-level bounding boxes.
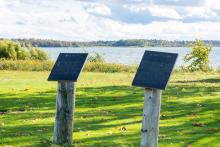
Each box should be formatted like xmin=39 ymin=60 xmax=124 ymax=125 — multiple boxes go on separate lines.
xmin=204 ymin=0 xmax=220 ymax=10
xmin=154 ymin=0 xmax=205 ymax=6
xmin=184 ymin=7 xmax=219 ymax=20
xmin=0 ymin=0 xmax=220 ymax=41
xmin=147 ymin=5 xmax=182 ymax=19
xmin=122 ymin=4 xmax=181 ymax=20
xmin=85 ymin=3 xmax=112 ymax=17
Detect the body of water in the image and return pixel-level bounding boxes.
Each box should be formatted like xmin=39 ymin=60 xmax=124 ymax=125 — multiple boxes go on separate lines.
xmin=42 ymin=47 xmax=220 ymax=68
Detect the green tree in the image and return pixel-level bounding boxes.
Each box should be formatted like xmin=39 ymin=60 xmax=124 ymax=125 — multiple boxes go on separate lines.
xmin=184 ymin=39 xmax=212 ymax=71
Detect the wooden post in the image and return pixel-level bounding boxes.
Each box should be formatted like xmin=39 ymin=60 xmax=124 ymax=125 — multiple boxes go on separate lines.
xmin=140 ymin=88 xmax=161 ymax=147
xmin=53 ymin=81 xmax=76 ymax=145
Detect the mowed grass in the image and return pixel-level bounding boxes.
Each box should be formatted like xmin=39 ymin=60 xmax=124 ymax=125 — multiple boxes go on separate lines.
xmin=0 ymin=71 xmax=220 ymax=147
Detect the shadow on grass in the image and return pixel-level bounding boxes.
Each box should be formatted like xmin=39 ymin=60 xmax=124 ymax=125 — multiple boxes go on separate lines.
xmin=0 ymin=90 xmax=56 ymax=112
xmin=175 ymin=78 xmax=220 ymax=84
xmin=0 ymin=83 xmax=220 ymax=146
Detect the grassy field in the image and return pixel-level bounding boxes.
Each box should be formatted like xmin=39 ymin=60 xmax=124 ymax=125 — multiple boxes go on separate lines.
xmin=0 ymin=71 xmax=220 ymax=147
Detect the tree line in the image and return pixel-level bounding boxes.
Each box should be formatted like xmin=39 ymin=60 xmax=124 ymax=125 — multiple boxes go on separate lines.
xmin=1 ymin=38 xmax=220 ymax=47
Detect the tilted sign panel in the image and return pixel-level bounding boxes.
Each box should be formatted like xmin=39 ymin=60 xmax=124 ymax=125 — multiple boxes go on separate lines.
xmin=48 ymin=53 xmax=88 ymax=81
xmin=132 ymin=51 xmax=178 ymax=90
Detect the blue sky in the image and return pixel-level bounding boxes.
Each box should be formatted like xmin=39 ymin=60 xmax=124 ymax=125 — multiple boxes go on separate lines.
xmin=0 ymin=0 xmax=220 ymax=41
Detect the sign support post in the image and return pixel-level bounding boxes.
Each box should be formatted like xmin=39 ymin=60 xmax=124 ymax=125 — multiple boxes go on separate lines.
xmin=48 ymin=53 xmax=88 ymax=146
xmin=53 ymin=81 xmax=75 ymax=145
xmin=132 ymin=51 xmax=178 ymax=147
xmin=141 ymin=88 xmax=161 ymax=147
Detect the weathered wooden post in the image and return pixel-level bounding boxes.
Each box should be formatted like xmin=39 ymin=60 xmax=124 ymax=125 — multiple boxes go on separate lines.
xmin=132 ymin=51 xmax=178 ymax=147
xmin=53 ymin=81 xmax=75 ymax=145
xmin=48 ymin=53 xmax=88 ymax=145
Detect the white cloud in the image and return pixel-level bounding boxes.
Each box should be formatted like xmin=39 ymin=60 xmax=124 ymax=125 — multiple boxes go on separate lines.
xmin=147 ymin=5 xmax=182 ymax=19
xmin=100 ymin=20 xmax=220 ymax=40
xmin=124 ymin=4 xmax=182 ymax=19
xmin=185 ymin=7 xmax=218 ymax=19
xmin=123 ymin=4 xmax=148 ymax=13
xmin=0 ymin=0 xmax=220 ymax=41
xmin=85 ymin=3 xmax=112 ymax=17
xmin=204 ymin=0 xmax=220 ymax=10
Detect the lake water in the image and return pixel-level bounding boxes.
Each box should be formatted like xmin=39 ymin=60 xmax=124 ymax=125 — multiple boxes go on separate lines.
xmin=42 ymin=47 xmax=220 ymax=68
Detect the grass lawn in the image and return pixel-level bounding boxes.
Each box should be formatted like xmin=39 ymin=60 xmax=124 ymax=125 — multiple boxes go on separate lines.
xmin=0 ymin=71 xmax=220 ymax=147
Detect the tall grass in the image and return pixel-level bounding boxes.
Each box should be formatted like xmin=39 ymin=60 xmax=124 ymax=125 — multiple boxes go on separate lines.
xmin=0 ymin=60 xmax=137 ymax=73
xmin=1 ymin=60 xmax=218 ymax=73
xmin=84 ymin=62 xmax=137 ymax=73
xmin=0 ymin=60 xmax=54 ymax=71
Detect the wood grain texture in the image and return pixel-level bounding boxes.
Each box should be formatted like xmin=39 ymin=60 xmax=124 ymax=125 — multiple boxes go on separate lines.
xmin=140 ymin=88 xmax=161 ymax=147
xmin=53 ymin=81 xmax=75 ymax=145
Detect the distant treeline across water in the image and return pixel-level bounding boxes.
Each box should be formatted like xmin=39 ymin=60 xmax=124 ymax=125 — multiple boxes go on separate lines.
xmin=2 ymin=38 xmax=220 ymax=47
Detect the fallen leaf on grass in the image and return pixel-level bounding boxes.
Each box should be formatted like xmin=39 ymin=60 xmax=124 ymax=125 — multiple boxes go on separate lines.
xmin=0 ymin=112 xmax=6 ymax=115
xmin=160 ymin=114 xmax=167 ymax=120
xmin=17 ymin=107 xmax=26 ymax=112
xmin=0 ymin=109 xmax=8 ymax=115
xmin=37 ymin=128 xmax=49 ymax=132
xmin=101 ymin=110 xmax=109 ymax=116
xmin=196 ymin=103 xmax=205 ymax=107
xmin=120 ymin=126 xmax=127 ymax=131
xmin=23 ymin=88 xmax=30 ymax=91
xmin=191 ymin=112 xmax=197 ymax=116
xmin=192 ymin=122 xmax=205 ymax=127
xmin=16 ymin=132 xmax=30 ymax=136
xmin=210 ymin=128 xmax=220 ymax=132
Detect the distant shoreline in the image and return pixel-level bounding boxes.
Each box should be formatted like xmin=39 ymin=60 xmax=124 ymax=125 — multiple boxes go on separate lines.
xmin=1 ymin=38 xmax=220 ymax=48
xmin=42 ymin=46 xmax=220 ymax=48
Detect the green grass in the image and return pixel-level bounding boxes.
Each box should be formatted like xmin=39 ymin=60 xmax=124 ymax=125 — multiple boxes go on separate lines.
xmin=0 ymin=71 xmax=220 ymax=146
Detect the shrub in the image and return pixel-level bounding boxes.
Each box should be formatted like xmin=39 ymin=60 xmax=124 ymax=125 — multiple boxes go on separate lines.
xmin=17 ymin=48 xmax=30 ymax=60
xmin=0 ymin=40 xmax=29 ymax=60
xmin=29 ymin=47 xmax=48 ymax=60
xmin=184 ymin=39 xmax=212 ymax=71
xmin=0 ymin=39 xmax=48 ymax=61
xmin=88 ymin=53 xmax=105 ymax=63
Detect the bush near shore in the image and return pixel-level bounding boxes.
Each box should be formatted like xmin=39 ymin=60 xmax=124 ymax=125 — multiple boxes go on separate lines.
xmin=0 ymin=39 xmax=48 ymax=60
xmin=1 ymin=60 xmax=219 ymax=73
xmin=84 ymin=62 xmax=137 ymax=73
xmin=0 ymin=60 xmax=54 ymax=71
xmin=0 ymin=60 xmax=137 ymax=73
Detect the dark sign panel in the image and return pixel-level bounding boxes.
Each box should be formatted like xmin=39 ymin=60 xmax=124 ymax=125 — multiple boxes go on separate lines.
xmin=132 ymin=51 xmax=178 ymax=90
xmin=48 ymin=53 xmax=88 ymax=81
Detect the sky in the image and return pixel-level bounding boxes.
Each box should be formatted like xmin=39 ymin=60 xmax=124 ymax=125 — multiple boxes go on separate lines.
xmin=0 ymin=0 xmax=220 ymax=41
